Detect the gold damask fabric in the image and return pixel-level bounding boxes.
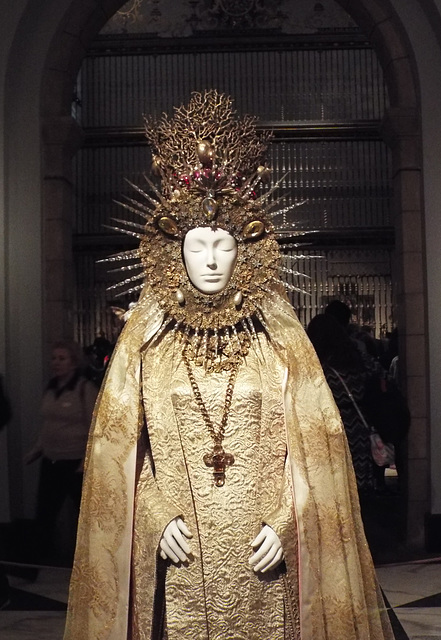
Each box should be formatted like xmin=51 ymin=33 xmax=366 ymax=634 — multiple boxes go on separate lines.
xmin=132 ymin=333 xmax=299 ymax=639
xmin=63 ymin=291 xmax=394 ymax=640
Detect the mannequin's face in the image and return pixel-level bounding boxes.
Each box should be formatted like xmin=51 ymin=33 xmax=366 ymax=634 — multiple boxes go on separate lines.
xmin=183 ymin=227 xmax=238 ymax=294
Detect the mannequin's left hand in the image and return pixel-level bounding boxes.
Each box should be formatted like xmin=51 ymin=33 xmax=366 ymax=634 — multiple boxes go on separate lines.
xmin=249 ymin=525 xmax=284 ymax=573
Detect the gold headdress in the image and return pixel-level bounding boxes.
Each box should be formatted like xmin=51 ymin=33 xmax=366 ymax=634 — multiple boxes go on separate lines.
xmin=104 ymin=90 xmax=303 ymax=371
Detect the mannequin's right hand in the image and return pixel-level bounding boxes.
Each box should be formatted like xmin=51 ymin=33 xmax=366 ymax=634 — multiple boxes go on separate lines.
xmin=159 ymin=517 xmax=193 ymax=564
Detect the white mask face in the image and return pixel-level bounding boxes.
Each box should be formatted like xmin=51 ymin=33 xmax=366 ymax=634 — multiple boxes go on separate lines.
xmin=183 ymin=227 xmax=238 ymax=294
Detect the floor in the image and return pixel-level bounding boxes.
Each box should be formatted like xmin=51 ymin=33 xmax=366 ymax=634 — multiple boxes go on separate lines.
xmin=0 ymin=556 xmax=440 ymax=639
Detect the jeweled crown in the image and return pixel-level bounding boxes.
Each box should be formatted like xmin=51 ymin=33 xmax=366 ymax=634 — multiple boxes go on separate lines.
xmin=142 ymin=89 xmax=274 ymax=240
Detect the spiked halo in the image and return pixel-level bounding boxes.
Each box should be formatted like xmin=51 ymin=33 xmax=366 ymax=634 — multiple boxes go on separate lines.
xmin=101 ymin=90 xmax=308 ymax=370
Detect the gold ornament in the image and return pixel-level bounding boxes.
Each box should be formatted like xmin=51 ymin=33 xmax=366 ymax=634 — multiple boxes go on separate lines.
xmin=196 ymin=140 xmax=215 ymax=166
xmin=183 ymin=343 xmax=238 ymax=486
xmin=176 ymin=289 xmax=185 ymax=305
xmin=157 ymin=216 xmax=180 ymax=237
xmin=151 ymin=156 xmax=161 ymax=176
xmin=104 ymin=90 xmax=307 ymax=370
xmin=257 ymin=165 xmax=271 ymax=183
xmin=243 ymin=220 xmax=265 ymax=239
xmin=234 ymin=291 xmax=243 ymax=307
xmin=202 ymin=197 xmax=218 ymax=220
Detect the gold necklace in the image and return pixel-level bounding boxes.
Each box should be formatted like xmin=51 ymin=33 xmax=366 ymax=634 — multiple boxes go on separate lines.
xmin=182 ymin=343 xmax=239 ymax=487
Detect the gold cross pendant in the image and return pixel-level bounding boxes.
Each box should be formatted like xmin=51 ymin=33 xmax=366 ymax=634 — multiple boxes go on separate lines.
xmin=203 ymin=444 xmax=235 ymax=487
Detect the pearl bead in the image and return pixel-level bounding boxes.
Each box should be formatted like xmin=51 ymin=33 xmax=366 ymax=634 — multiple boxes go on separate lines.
xmin=234 ymin=291 xmax=243 ymax=307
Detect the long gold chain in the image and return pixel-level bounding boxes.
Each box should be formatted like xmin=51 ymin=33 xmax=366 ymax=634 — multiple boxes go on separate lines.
xmin=182 ymin=342 xmax=240 ymax=486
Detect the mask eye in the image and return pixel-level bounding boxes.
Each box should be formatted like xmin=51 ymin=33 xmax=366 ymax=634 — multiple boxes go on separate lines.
xmin=242 ymin=220 xmax=265 ymax=240
xmin=157 ymin=216 xmax=180 ymax=237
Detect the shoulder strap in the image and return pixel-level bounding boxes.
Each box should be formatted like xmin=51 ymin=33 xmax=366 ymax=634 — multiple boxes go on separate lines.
xmin=329 ymin=367 xmax=371 ymax=432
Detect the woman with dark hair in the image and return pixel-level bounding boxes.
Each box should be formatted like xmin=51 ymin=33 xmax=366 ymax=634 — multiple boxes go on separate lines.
xmin=25 ymin=340 xmax=98 ymax=562
xmin=307 ymin=313 xmax=374 ymax=494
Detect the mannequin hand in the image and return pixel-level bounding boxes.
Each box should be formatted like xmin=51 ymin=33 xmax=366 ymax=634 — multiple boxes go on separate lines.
xmin=159 ymin=517 xmax=193 ymax=564
xmin=249 ymin=525 xmax=284 ymax=573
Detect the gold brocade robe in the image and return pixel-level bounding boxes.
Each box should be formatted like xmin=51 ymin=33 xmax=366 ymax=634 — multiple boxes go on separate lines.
xmin=63 ymin=292 xmax=395 ymax=640
xmin=132 ymin=334 xmax=299 ymax=639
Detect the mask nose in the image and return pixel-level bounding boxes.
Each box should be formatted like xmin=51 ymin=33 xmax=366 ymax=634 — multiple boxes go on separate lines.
xmin=206 ymin=245 xmax=217 ymax=270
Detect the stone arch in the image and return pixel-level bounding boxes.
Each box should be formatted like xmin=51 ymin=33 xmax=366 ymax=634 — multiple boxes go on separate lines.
xmin=40 ymin=0 xmax=127 ymax=349
xmin=40 ymin=0 xmax=427 ymax=546
xmin=335 ymin=0 xmax=427 ymax=547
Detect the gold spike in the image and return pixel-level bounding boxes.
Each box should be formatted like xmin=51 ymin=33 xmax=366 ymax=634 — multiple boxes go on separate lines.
xmin=110 ymin=217 xmax=146 ymax=232
xmin=214 ymin=327 xmax=219 ymax=360
xmin=238 ymin=171 xmax=261 ymax=198
xmin=268 ymin=200 xmax=308 ymax=218
xmin=108 ymin=263 xmax=143 ymax=273
xmin=236 ymin=172 xmax=255 ymax=194
xmin=291 ymin=254 xmax=323 ymax=260
xmin=278 ymin=265 xmax=310 ymax=278
xmin=269 ymin=276 xmax=310 ymax=295
xmin=113 ymin=283 xmax=144 ymax=298
xmin=194 ymin=327 xmax=203 ymax=359
xmin=281 ymin=254 xmax=297 ymax=263
xmin=231 ymin=324 xmax=242 ymax=351
xmin=103 ymin=224 xmax=145 ymax=240
xmin=97 ymin=249 xmax=141 ymax=263
xmin=106 ymin=272 xmax=145 ymax=291
xmin=202 ymin=330 xmax=209 ymax=366
xmin=279 ymin=250 xmax=314 ymax=262
xmin=264 ymin=196 xmax=287 ymax=212
xmin=171 ymin=320 xmax=182 ymax=334
xmin=246 ymin=316 xmax=257 ymax=341
xmin=121 ymin=194 xmax=156 ymax=214
xmin=240 ymin=318 xmax=252 ymax=341
xmin=142 ymin=172 xmax=167 ymax=202
xmin=99 ymin=255 xmax=131 ymax=265
xmin=255 ymin=308 xmax=270 ymax=333
xmin=278 ymin=244 xmax=302 ymax=250
xmin=115 ymin=197 xmax=154 ymax=219
xmin=223 ymin=326 xmax=231 ymax=364
xmin=125 ymin=178 xmax=162 ymax=208
xmin=246 ymin=316 xmax=264 ymax=361
xmin=113 ymin=199 xmax=153 ymax=221
xmin=254 ymin=172 xmax=289 ymax=205
xmin=170 ymin=320 xmax=182 ymax=361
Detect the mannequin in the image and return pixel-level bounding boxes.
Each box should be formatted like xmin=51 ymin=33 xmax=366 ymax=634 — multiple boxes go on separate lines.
xmin=64 ymin=90 xmax=395 ymax=640
xmin=161 ymin=226 xmax=283 ymax=574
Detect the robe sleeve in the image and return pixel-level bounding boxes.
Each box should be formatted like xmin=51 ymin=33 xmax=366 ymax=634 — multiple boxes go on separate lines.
xmin=261 ymin=454 xmax=296 ymax=555
xmin=134 ymin=425 xmax=183 ymax=550
xmin=131 ymin=426 xmax=183 ymax=640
